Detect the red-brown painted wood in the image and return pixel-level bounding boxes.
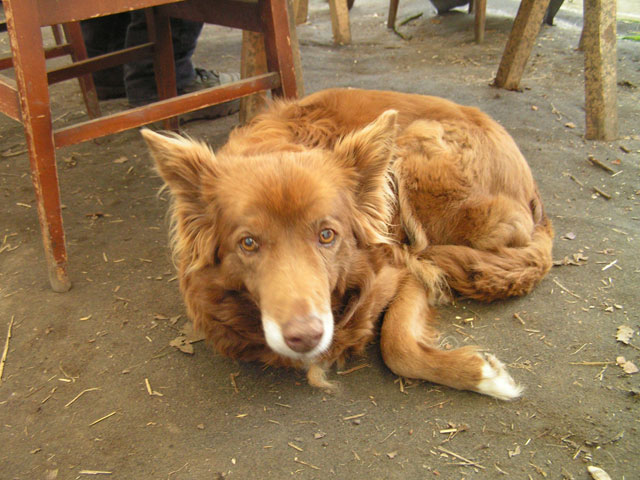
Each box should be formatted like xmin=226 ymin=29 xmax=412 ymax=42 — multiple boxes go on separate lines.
xmin=5 ymin=0 xmax=71 ymax=291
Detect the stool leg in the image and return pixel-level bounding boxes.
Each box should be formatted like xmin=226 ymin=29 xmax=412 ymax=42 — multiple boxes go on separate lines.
xmin=260 ymin=0 xmax=303 ymax=99
xmin=388 ymin=0 xmax=400 ymax=29
xmin=5 ymin=0 xmax=71 ymax=291
xmin=62 ymin=22 xmax=102 ymax=119
xmin=328 ymin=0 xmax=351 ymax=45
xmin=474 ymin=0 xmax=486 ymax=43
xmin=493 ymin=0 xmax=550 ymax=90
xmin=583 ymin=0 xmax=617 ymax=140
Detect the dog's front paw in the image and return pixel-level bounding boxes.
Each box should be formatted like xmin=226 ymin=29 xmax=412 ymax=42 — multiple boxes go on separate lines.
xmin=475 ymin=353 xmax=523 ymax=401
xmin=307 ymin=363 xmax=339 ymax=393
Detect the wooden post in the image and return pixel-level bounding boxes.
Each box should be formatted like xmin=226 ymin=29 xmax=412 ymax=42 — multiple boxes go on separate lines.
xmin=493 ymin=0 xmax=551 ymax=90
xmin=474 ymin=0 xmax=486 ymax=43
xmin=388 ymin=0 xmax=400 ymax=29
xmin=583 ymin=0 xmax=617 ymax=140
xmin=328 ymin=0 xmax=351 ymax=45
xmin=240 ymin=31 xmax=268 ymax=124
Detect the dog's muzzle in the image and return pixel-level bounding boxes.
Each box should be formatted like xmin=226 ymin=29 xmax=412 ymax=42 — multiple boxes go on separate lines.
xmin=262 ymin=311 xmax=334 ymax=361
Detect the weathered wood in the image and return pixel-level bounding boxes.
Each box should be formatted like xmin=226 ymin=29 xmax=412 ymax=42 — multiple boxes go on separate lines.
xmin=328 ymin=0 xmax=351 ymax=45
xmin=240 ymin=31 xmax=268 ymax=124
xmin=583 ymin=0 xmax=617 ymax=140
xmin=5 ymin=0 xmax=71 ymax=291
xmin=493 ymin=0 xmax=551 ymax=90
xmin=474 ymin=0 xmax=486 ymax=43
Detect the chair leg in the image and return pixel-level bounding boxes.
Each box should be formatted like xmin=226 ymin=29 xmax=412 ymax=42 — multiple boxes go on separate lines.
xmin=240 ymin=30 xmax=268 ymax=124
xmin=388 ymin=0 xmax=400 ymax=29
xmin=259 ymin=0 xmax=303 ymax=99
xmin=149 ymin=8 xmax=179 ymax=131
xmin=61 ymin=22 xmax=102 ymax=119
xmin=474 ymin=0 xmax=486 ymax=43
xmin=4 ymin=0 xmax=71 ymax=292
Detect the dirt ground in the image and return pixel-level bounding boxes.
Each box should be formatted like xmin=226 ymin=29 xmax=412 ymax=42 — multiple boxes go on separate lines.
xmin=1 ymin=1 xmax=639 ymax=479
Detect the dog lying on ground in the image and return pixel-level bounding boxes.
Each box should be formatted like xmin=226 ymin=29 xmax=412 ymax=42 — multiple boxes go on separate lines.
xmin=142 ymin=88 xmax=553 ymax=400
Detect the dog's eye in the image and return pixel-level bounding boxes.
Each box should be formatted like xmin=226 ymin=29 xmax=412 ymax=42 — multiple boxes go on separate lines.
xmin=239 ymin=236 xmax=259 ymax=253
xmin=318 ymin=228 xmax=336 ymax=245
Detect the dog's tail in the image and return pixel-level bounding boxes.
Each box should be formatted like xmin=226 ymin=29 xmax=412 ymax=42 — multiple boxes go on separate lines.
xmin=423 ymin=217 xmax=553 ymax=302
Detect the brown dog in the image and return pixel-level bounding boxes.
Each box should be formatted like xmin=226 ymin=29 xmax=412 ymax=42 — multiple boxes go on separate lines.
xmin=142 ymin=88 xmax=553 ymax=400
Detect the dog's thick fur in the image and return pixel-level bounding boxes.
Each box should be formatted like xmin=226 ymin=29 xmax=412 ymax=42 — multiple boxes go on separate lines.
xmin=142 ymin=88 xmax=553 ymax=400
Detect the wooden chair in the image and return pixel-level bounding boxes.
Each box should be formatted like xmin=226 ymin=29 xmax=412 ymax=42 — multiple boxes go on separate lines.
xmin=0 ymin=0 xmax=303 ymax=292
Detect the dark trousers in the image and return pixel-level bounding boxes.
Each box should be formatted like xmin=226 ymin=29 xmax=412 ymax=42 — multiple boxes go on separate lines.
xmin=81 ymin=12 xmax=203 ymax=103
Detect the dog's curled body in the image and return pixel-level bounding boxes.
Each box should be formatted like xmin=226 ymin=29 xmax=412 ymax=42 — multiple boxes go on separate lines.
xmin=143 ymin=88 xmax=553 ymax=399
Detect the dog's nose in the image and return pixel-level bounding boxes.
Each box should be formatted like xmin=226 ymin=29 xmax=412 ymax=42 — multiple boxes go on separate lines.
xmin=282 ymin=316 xmax=324 ymax=353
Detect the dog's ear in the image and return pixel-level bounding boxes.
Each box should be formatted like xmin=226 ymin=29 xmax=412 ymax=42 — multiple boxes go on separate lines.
xmin=141 ymin=129 xmax=220 ymax=270
xmin=333 ymin=110 xmax=398 ymax=245
xmin=141 ymin=129 xmax=217 ymax=200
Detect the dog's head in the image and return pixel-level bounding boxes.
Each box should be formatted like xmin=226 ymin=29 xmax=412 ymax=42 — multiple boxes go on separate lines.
xmin=142 ymin=110 xmax=397 ymax=363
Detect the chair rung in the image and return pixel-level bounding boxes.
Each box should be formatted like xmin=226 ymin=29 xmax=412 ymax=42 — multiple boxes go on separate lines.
xmin=47 ymin=43 xmax=155 ymax=85
xmin=54 ymin=72 xmax=281 ymax=148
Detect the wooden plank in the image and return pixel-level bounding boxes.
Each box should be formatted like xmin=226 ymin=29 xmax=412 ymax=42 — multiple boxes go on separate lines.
xmin=328 ymin=0 xmax=351 ymax=45
xmin=493 ymin=0 xmax=551 ymax=90
xmin=5 ymin=0 xmax=71 ymax=291
xmin=37 ymin=0 xmax=181 ymax=26
xmin=54 ymin=73 xmax=281 ymax=148
xmin=583 ymin=0 xmax=618 ymax=140
xmin=0 ymin=75 xmax=21 ymax=122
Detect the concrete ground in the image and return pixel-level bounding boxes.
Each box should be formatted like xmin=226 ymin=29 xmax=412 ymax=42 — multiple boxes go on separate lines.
xmin=1 ymin=0 xmax=639 ymax=478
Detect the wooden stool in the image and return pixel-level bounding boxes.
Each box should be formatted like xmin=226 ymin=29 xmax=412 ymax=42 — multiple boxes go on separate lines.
xmin=388 ymin=0 xmax=488 ymax=43
xmin=0 ymin=0 xmax=303 ymax=291
xmin=493 ymin=0 xmax=617 ymax=141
